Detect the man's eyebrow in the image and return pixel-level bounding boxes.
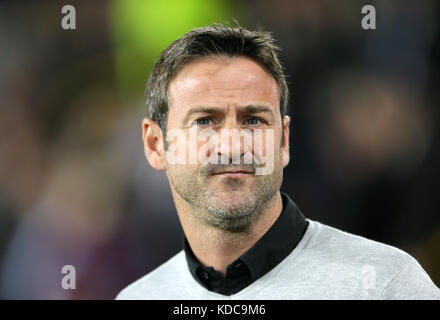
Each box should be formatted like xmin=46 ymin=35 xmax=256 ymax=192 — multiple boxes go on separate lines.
xmin=183 ymin=107 xmax=222 ymax=123
xmin=238 ymin=105 xmax=275 ymax=116
xmin=182 ymin=105 xmax=275 ymax=124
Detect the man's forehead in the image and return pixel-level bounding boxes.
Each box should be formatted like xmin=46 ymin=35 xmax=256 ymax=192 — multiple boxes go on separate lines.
xmin=168 ymin=56 xmax=279 ymax=113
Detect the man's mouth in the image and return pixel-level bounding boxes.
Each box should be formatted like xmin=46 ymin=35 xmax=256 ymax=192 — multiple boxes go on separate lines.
xmin=212 ymin=168 xmax=254 ymax=176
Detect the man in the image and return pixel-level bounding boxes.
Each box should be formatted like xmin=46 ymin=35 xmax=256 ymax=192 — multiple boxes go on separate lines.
xmin=116 ymin=24 xmax=440 ymax=299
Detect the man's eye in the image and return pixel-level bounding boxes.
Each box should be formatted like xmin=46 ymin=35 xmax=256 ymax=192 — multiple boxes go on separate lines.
xmin=195 ymin=118 xmax=212 ymax=126
xmin=245 ymin=117 xmax=264 ymax=126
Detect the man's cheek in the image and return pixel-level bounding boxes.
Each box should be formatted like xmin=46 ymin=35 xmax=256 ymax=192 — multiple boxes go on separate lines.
xmin=254 ymin=129 xmax=275 ymax=176
xmin=165 ymin=128 xmax=189 ymax=165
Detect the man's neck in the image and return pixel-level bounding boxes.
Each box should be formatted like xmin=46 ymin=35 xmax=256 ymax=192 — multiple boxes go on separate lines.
xmin=173 ymin=190 xmax=283 ymax=277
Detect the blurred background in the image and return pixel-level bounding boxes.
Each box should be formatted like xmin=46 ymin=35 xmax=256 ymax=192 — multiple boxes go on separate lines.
xmin=0 ymin=0 xmax=439 ymax=299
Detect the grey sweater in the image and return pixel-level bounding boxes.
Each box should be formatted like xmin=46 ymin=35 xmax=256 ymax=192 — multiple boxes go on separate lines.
xmin=116 ymin=219 xmax=440 ymax=299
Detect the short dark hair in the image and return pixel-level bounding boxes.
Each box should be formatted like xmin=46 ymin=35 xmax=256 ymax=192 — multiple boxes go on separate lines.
xmin=145 ymin=23 xmax=289 ymax=134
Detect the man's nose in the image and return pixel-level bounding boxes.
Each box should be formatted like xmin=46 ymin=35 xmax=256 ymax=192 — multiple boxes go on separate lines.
xmin=215 ymin=120 xmax=249 ymax=164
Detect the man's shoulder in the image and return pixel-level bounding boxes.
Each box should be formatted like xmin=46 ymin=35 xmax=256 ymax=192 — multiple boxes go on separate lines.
xmin=305 ymin=219 xmax=417 ymax=274
xmin=115 ymin=250 xmax=187 ymax=300
xmin=286 ymin=220 xmax=440 ymax=299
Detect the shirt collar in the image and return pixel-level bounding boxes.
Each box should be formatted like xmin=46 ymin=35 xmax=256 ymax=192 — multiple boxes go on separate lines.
xmin=239 ymin=192 xmax=308 ymax=280
xmin=183 ymin=192 xmax=308 ymax=290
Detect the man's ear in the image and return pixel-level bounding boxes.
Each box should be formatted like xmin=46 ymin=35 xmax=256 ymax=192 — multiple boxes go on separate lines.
xmin=142 ymin=118 xmax=166 ymax=171
xmin=282 ymin=115 xmax=291 ymax=168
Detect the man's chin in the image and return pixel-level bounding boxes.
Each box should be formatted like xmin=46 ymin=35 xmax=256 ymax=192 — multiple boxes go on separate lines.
xmin=206 ymin=189 xmax=255 ymax=214
xmin=211 ymin=188 xmax=252 ymax=201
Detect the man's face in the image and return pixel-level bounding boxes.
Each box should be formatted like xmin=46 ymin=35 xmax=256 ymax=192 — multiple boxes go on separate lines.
xmin=164 ymin=56 xmax=289 ymax=232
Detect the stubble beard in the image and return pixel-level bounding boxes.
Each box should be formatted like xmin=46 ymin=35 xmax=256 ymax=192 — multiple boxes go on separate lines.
xmin=166 ymin=155 xmax=283 ymax=233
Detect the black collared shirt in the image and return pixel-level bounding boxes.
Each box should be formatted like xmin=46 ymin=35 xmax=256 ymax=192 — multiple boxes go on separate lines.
xmin=183 ymin=192 xmax=309 ymax=296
